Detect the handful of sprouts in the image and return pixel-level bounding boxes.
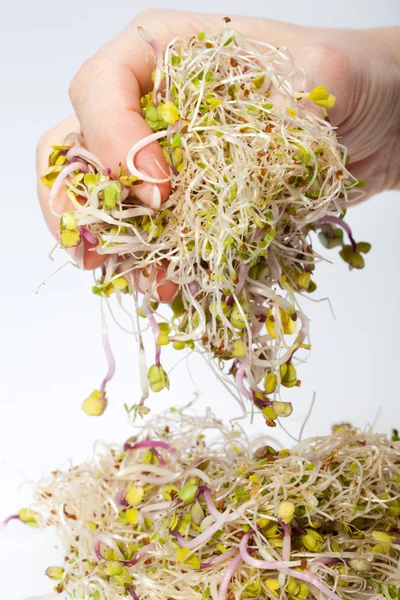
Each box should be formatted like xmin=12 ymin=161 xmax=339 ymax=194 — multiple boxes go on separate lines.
xmin=42 ymin=27 xmax=370 ymax=419
xmin=9 ymin=408 xmax=400 ymax=600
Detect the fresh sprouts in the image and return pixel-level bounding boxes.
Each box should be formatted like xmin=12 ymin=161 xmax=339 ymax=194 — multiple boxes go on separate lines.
xmin=42 ymin=28 xmax=370 ymax=419
xmin=13 ymin=408 xmax=400 ymax=599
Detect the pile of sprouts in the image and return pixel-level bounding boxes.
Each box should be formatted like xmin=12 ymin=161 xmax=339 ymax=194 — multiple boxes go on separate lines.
xmin=41 ymin=26 xmax=370 ymax=420
xmin=9 ymin=408 xmax=400 ymax=600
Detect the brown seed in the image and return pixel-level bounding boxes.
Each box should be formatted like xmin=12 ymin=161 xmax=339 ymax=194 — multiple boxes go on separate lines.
xmin=230 ymin=58 xmax=239 ymax=68
xmin=205 ymin=42 xmax=214 ymax=48
xmin=265 ymin=419 xmax=277 ymax=428
xmin=301 ymin=557 xmax=308 ymax=569
xmin=223 ymin=16 xmax=231 ymax=23
xmin=244 ymin=89 xmax=250 ymax=97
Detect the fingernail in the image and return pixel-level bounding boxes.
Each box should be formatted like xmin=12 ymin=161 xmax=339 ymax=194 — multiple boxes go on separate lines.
xmin=134 ymin=182 xmax=161 ymax=210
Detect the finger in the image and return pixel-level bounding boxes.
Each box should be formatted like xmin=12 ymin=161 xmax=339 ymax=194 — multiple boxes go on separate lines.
xmin=69 ymin=41 xmax=170 ymax=209
xmin=36 ymin=115 xmax=105 ymax=270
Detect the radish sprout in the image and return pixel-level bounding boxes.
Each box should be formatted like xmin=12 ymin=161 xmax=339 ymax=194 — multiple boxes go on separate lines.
xmin=11 ymin=408 xmax=400 ymax=599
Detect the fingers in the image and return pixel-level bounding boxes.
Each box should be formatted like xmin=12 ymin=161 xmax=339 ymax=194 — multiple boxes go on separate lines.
xmin=36 ymin=115 xmax=106 ymax=270
xmin=68 ymin=33 xmax=170 ymax=209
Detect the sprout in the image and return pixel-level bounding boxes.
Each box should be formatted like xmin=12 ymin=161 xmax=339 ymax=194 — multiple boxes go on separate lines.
xmin=23 ymin=409 xmax=400 ymax=600
xmin=43 ymin=27 xmax=368 ymax=419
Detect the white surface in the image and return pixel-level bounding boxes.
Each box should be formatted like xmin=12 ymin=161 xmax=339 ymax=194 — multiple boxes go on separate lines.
xmin=0 ymin=1 xmax=399 ymax=598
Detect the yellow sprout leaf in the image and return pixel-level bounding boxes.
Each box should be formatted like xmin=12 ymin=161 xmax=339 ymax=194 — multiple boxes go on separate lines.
xmin=278 ymin=501 xmax=296 ymax=524
xmin=126 ymin=508 xmax=138 ymax=525
xmin=60 ymin=229 xmax=81 ymax=249
xmin=18 ymin=508 xmax=41 ymax=527
xmin=82 ymin=390 xmax=107 ymax=416
xmin=308 ymin=86 xmax=336 ymax=109
xmin=112 ymin=276 xmax=130 ymax=291
xmin=45 ymin=566 xmax=65 ymax=581
xmin=125 ymin=486 xmax=144 ymax=506
xmin=160 ymin=101 xmax=180 ymax=125
xmin=266 ymin=579 xmax=280 ymax=597
xmin=60 ymin=211 xmax=77 ymax=231
xmin=176 ymin=548 xmax=200 ymax=569
xmin=41 ymin=165 xmax=63 ymax=187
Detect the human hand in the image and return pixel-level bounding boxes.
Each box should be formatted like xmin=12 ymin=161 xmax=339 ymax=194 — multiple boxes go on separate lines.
xmin=36 ymin=9 xmax=400 ymax=292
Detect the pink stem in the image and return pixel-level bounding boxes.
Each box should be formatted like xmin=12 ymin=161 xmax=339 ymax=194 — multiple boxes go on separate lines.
xmin=239 ymin=532 xmax=342 ymax=600
xmin=128 ymin=587 xmax=139 ymax=600
xmin=124 ymin=439 xmax=175 ymax=454
xmin=195 ymin=486 xmax=221 ymax=519
xmin=317 ymin=216 xmax=356 ymax=250
xmin=114 ymin=490 xmax=128 ymax=507
xmin=171 ymin=510 xmax=229 ymax=550
xmin=0 ymin=514 xmax=20 ymax=529
xmin=235 ymin=361 xmax=253 ymax=403
xmin=100 ymin=307 xmax=116 ymax=395
xmin=281 ymin=522 xmax=291 ymax=563
xmin=142 ymin=295 xmax=161 ymax=366
xmin=201 ymin=548 xmax=236 ymax=569
xmin=93 ymin=536 xmax=103 ymax=561
xmin=218 ymin=554 xmax=242 ymax=599
xmin=81 ymin=227 xmax=97 ymax=244
xmin=122 ymin=543 xmax=156 ymax=566
xmin=150 ymin=448 xmax=166 ymax=467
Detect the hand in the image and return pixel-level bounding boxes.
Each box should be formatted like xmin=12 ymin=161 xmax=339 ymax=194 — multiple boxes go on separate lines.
xmin=36 ymin=9 xmax=400 ymax=290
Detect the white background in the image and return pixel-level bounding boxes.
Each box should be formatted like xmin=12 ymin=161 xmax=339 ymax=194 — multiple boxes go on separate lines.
xmin=0 ymin=1 xmax=399 ymax=599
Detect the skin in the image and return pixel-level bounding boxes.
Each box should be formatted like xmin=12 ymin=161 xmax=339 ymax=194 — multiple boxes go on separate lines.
xmin=36 ymin=9 xmax=400 ymax=300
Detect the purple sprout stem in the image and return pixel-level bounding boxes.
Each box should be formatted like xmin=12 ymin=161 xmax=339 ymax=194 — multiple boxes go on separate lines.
xmin=123 ymin=439 xmax=175 ymax=455
xmin=239 ymin=531 xmax=342 ymax=600
xmin=80 ymin=227 xmax=97 ymax=244
xmin=201 ymin=548 xmax=237 ymax=569
xmin=171 ymin=510 xmax=229 ymax=550
xmin=100 ymin=306 xmax=116 ymax=395
xmin=127 ymin=587 xmax=140 ymax=600
xmin=235 ymin=361 xmax=253 ymax=403
xmin=122 ymin=544 xmax=156 ymax=567
xmin=114 ymin=490 xmax=128 ymax=507
xmin=93 ymin=536 xmax=104 ymax=561
xmin=195 ymin=486 xmax=221 ymax=519
xmin=0 ymin=514 xmax=20 ymax=529
xmin=280 ymin=520 xmax=291 ymax=562
xmin=317 ymin=215 xmax=356 ymax=250
xmin=150 ymin=448 xmax=166 ymax=467
xmin=218 ymin=553 xmax=243 ymax=600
